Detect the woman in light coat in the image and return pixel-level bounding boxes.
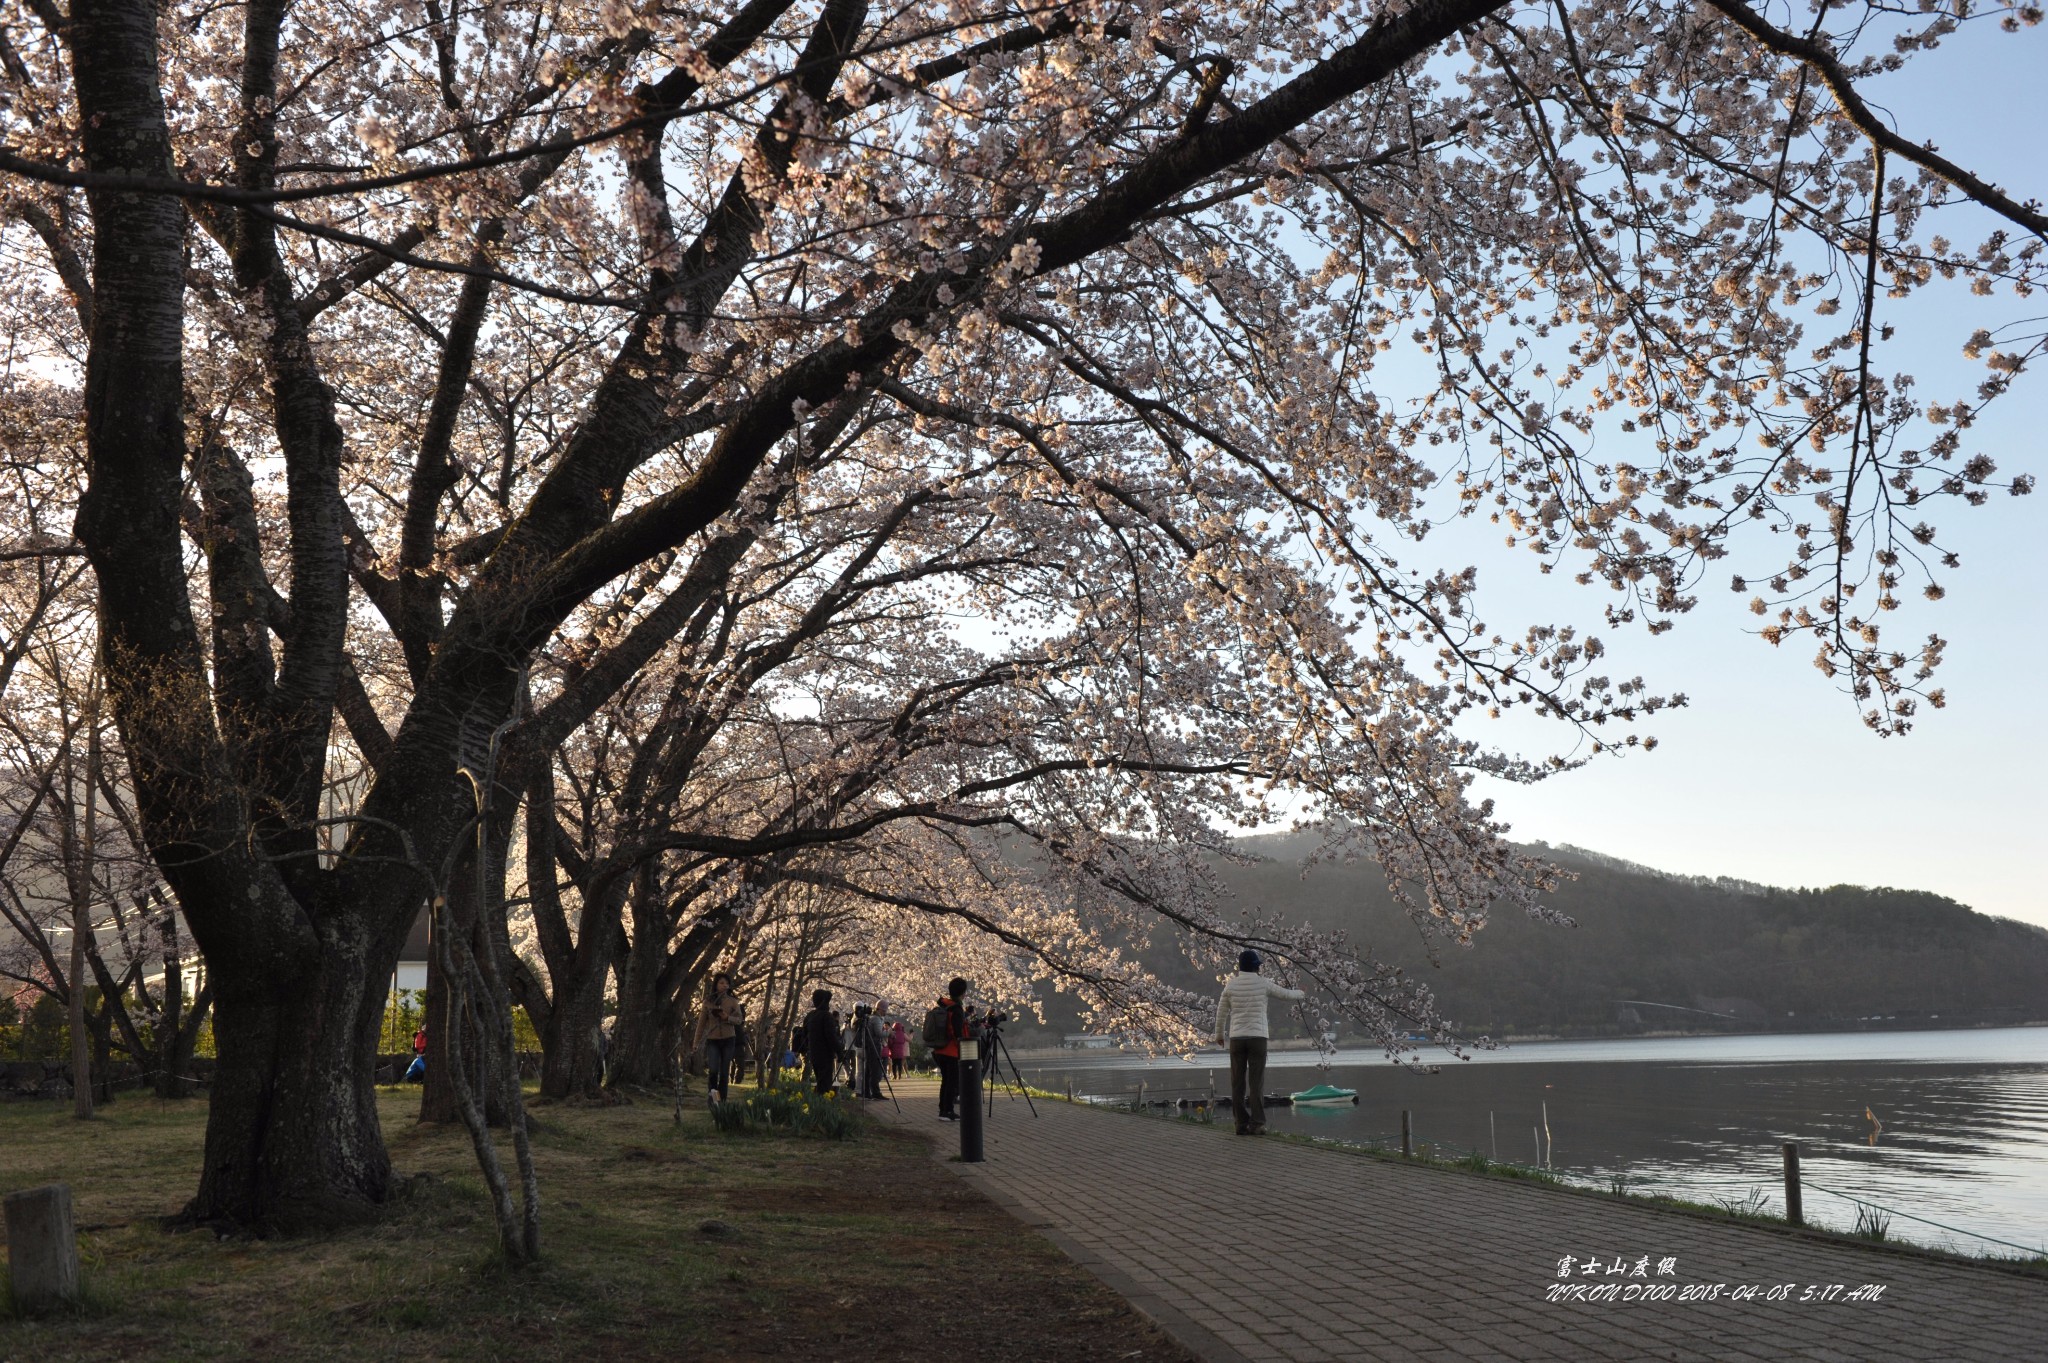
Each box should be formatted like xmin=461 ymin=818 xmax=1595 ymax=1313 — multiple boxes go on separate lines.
xmin=1213 ymin=950 xmax=1305 ymax=1136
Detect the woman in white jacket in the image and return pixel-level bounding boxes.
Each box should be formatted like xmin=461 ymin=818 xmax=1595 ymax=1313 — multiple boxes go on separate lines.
xmin=1213 ymin=950 xmax=1305 ymax=1136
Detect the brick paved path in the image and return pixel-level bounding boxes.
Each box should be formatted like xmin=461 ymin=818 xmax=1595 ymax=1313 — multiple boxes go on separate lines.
xmin=874 ymin=1080 xmax=2042 ymax=1363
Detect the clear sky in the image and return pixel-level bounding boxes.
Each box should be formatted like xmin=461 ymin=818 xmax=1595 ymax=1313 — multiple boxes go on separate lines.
xmin=1457 ymin=20 xmax=2047 ymax=926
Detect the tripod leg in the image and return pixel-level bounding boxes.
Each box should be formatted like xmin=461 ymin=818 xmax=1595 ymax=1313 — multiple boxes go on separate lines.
xmin=995 ymin=1032 xmax=1038 ymax=1117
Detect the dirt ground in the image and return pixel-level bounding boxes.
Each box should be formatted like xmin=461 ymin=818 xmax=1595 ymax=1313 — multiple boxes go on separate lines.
xmin=0 ymin=1087 xmax=1194 ymax=1363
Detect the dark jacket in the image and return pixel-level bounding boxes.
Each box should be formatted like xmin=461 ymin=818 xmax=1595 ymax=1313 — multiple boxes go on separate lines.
xmin=801 ymin=1005 xmax=840 ymax=1059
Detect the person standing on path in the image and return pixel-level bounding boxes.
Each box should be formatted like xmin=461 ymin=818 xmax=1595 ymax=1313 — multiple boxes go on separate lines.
xmin=697 ymin=973 xmax=743 ymax=1106
xmin=928 ymin=977 xmax=969 ymax=1121
xmin=1213 ymin=950 xmax=1305 ymax=1136
xmin=405 ymin=1025 xmax=427 ymax=1082
xmin=801 ymin=989 xmax=842 ymax=1095
xmin=886 ymin=1018 xmax=909 ymax=1078
xmin=851 ymin=1003 xmax=887 ymax=1098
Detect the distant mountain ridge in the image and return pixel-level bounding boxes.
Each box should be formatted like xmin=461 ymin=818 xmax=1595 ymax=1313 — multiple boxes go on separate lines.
xmin=1145 ymin=835 xmax=2048 ymax=1037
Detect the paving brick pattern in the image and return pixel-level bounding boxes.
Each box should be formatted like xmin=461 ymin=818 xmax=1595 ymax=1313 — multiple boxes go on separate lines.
xmin=875 ymin=1081 xmax=2042 ymax=1363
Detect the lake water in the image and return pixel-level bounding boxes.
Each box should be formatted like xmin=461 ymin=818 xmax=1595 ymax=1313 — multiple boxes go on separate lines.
xmin=1010 ymin=1027 xmax=2048 ymax=1257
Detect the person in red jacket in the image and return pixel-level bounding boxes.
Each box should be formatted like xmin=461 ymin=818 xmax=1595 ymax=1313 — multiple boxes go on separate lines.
xmin=887 ymin=1019 xmax=909 ymax=1079
xmin=932 ymin=977 xmax=969 ymax=1121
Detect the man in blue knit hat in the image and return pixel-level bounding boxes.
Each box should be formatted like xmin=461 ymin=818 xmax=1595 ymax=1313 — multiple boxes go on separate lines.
xmin=1213 ymin=949 xmax=1305 ymax=1136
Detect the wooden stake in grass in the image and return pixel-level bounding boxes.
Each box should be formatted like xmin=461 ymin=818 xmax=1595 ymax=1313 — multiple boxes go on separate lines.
xmin=4 ymin=1183 xmax=81 ymax=1312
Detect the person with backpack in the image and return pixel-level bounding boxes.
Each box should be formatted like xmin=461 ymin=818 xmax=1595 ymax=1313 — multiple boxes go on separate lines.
xmin=925 ymin=977 xmax=969 ymax=1121
xmin=800 ymin=989 xmax=841 ymax=1095
xmin=1213 ymin=950 xmax=1306 ymax=1136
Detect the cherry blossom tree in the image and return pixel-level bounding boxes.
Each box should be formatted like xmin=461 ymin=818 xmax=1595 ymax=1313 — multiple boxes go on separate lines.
xmin=0 ymin=0 xmax=2037 ymax=1232
xmin=0 ymin=547 xmax=204 ymax=1109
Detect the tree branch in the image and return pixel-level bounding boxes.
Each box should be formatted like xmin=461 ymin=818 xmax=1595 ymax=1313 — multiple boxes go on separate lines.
xmin=1703 ymin=0 xmax=2048 ymax=240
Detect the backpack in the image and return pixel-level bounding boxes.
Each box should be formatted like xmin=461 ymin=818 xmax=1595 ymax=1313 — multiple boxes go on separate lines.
xmin=921 ymin=1003 xmax=951 ymax=1048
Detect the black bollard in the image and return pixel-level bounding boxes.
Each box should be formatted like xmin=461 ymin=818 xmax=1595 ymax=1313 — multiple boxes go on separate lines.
xmin=959 ymin=1035 xmax=985 ymax=1162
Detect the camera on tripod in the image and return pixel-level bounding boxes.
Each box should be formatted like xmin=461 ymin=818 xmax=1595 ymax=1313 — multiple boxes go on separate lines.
xmin=961 ymin=1004 xmax=1037 ymax=1123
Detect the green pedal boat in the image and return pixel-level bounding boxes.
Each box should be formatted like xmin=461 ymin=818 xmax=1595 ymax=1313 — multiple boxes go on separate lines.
xmin=1288 ymin=1084 xmax=1358 ymax=1106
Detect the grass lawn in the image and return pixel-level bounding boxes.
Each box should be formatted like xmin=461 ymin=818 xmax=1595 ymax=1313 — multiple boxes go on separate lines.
xmin=0 ymin=1083 xmax=1194 ymax=1362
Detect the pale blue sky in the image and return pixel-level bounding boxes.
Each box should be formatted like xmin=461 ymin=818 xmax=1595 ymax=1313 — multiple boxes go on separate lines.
xmin=1460 ymin=20 xmax=2047 ymax=925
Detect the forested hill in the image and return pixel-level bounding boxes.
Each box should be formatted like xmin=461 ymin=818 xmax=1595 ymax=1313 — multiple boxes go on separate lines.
xmin=1153 ymin=837 xmax=2048 ymax=1037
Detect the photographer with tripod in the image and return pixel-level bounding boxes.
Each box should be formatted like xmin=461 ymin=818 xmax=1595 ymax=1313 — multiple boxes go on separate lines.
xmin=967 ymin=1005 xmax=1036 ymax=1118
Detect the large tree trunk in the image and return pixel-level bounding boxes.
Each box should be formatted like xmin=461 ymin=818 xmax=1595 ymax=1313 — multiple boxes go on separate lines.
xmin=71 ymin=0 xmax=394 ymax=1228
xmin=537 ymin=961 xmax=611 ymax=1099
xmin=185 ymin=908 xmax=394 ymax=1229
xmin=607 ymin=888 xmax=740 ymax=1087
xmin=603 ymin=907 xmax=679 ymax=1089
xmin=536 ymin=863 xmax=637 ymax=1101
xmin=520 ymin=771 xmax=624 ymax=1103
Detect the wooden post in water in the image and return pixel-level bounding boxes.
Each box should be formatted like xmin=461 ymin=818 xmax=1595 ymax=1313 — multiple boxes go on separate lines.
xmin=1066 ymin=1076 xmax=1075 ymax=1102
xmin=1489 ymin=1111 xmax=1497 ymax=1161
xmin=1783 ymin=1142 xmax=1803 ymax=1227
xmin=1401 ymin=1109 xmax=1413 ymax=1157
xmin=1138 ymin=1080 xmax=1146 ymax=1111
xmin=4 ymin=1184 xmax=81 ymax=1312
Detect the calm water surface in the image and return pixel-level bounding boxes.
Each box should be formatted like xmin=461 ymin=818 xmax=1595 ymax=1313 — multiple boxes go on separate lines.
xmin=1013 ymin=1028 xmax=2048 ymax=1256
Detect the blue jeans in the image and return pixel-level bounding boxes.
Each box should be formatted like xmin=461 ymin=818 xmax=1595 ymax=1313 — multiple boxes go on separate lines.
xmin=704 ymin=1036 xmax=739 ymax=1101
